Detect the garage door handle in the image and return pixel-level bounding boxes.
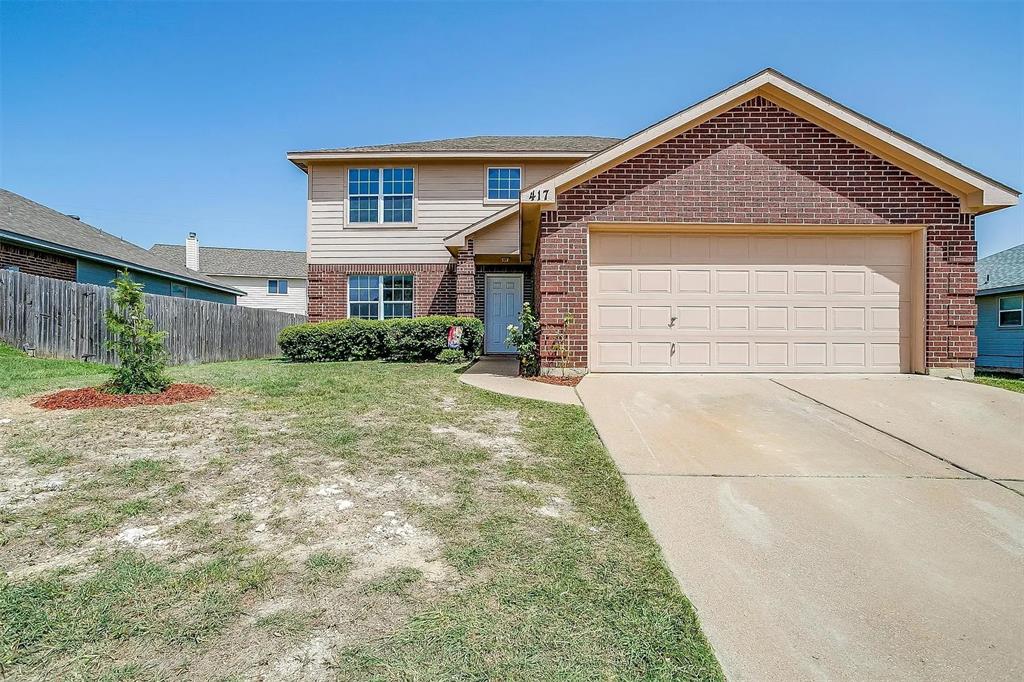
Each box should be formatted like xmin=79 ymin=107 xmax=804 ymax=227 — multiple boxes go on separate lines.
xmin=671 ymin=343 xmax=676 ymax=354
xmin=669 ymin=316 xmax=677 ymax=327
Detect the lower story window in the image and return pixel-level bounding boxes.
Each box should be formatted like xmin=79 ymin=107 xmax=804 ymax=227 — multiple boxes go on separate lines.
xmin=348 ymin=274 xmax=413 ymax=319
xmin=170 ymin=284 xmax=187 ymax=298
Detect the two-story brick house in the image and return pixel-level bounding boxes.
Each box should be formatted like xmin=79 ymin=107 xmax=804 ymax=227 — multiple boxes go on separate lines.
xmin=290 ymin=69 xmax=1018 ymax=377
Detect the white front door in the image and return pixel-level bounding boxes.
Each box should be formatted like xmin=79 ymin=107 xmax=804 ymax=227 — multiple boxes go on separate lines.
xmin=485 ymin=275 xmax=524 ymax=354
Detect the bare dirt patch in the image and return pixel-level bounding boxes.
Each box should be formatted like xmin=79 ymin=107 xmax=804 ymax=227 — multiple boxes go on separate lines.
xmin=31 ymin=383 xmax=215 ymax=410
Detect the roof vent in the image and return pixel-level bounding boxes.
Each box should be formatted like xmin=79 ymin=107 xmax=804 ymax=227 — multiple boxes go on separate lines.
xmin=66 ymin=214 xmax=81 ymax=220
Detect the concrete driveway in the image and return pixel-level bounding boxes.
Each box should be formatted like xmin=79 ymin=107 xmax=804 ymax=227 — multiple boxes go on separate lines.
xmin=577 ymin=374 xmax=1024 ymax=681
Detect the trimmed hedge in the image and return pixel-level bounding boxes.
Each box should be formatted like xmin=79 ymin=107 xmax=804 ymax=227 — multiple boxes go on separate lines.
xmin=278 ymin=316 xmax=483 ymax=363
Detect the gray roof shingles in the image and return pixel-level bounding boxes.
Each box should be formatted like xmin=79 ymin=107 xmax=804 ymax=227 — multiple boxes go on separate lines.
xmin=292 ymin=135 xmax=620 ymax=155
xmin=0 ymin=189 xmax=242 ymax=295
xmin=149 ymin=244 xmax=307 ymax=279
xmin=977 ymin=243 xmax=1024 ymax=293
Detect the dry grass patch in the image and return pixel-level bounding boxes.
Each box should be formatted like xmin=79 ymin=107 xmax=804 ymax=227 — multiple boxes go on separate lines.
xmin=1 ymin=356 xmax=721 ymax=680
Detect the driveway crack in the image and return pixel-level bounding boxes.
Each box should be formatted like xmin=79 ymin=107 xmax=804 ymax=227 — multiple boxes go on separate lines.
xmin=770 ymin=379 xmax=1024 ymax=498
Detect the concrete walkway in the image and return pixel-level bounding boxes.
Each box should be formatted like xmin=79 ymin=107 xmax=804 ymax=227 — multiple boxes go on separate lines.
xmin=578 ymin=373 xmax=1024 ymax=681
xmin=459 ymin=356 xmax=581 ymax=406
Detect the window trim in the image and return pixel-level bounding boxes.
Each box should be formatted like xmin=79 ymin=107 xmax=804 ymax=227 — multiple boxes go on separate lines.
xmin=268 ymin=279 xmax=289 ymax=296
xmin=997 ymin=294 xmax=1023 ymax=328
xmin=484 ymin=165 xmax=523 ymax=205
xmin=345 ymin=165 xmax=417 ymax=227
xmin=346 ymin=273 xmax=415 ymax=320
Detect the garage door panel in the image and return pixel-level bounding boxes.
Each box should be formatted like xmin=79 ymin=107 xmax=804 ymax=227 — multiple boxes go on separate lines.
xmin=637 ymin=269 xmax=672 ymax=293
xmin=716 ymin=270 xmax=751 ymax=294
xmin=671 ymin=235 xmax=711 ymax=262
xmin=596 ymin=305 xmax=632 ymax=330
xmin=754 ymin=342 xmax=789 ymax=367
xmin=752 ymin=236 xmax=790 ymax=260
xmin=589 ymin=232 xmax=916 ymax=373
xmin=755 ymin=306 xmax=788 ymax=330
xmin=754 ymin=270 xmax=789 ymax=294
xmin=637 ymin=342 xmax=673 ymax=367
xmin=596 ymin=268 xmax=632 ymax=294
xmin=638 ymin=306 xmax=672 ymax=329
xmin=677 ymin=269 xmax=712 ymax=293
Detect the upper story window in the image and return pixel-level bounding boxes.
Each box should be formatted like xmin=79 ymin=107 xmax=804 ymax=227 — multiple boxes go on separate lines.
xmin=348 ymin=167 xmax=414 ymax=224
xmin=487 ymin=167 xmax=521 ymax=201
xmin=999 ymin=295 xmax=1023 ymax=327
xmin=268 ymin=279 xmax=288 ymax=295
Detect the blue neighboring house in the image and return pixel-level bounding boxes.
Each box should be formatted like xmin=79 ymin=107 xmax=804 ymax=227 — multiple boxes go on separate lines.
xmin=976 ymin=243 xmax=1024 ymax=373
xmin=0 ymin=188 xmax=241 ymax=303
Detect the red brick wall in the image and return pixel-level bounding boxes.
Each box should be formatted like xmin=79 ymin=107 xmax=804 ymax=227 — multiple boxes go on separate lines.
xmin=0 ymin=242 xmax=77 ymax=281
xmin=536 ymin=95 xmax=976 ymax=373
xmin=306 ymin=262 xmax=456 ymax=322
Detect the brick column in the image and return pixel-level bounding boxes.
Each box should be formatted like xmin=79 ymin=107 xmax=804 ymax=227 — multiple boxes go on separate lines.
xmin=455 ymin=240 xmax=476 ymax=317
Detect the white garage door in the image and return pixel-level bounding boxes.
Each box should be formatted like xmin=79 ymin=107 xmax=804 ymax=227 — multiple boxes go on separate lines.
xmin=589 ymin=232 xmax=914 ymax=373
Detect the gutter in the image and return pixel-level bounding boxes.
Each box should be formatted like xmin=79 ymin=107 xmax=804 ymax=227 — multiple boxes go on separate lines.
xmin=0 ymin=231 xmax=246 ymax=296
xmin=977 ymin=284 xmax=1024 ymax=296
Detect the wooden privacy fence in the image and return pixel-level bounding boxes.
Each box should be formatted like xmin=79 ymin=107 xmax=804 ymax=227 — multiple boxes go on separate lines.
xmin=0 ymin=270 xmax=306 ymax=365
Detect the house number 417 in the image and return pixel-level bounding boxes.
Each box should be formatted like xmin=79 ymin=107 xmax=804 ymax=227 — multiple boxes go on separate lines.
xmin=526 ymin=189 xmax=550 ymax=201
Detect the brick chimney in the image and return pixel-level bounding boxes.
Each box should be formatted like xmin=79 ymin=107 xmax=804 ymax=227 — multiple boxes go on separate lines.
xmin=185 ymin=232 xmax=199 ymax=270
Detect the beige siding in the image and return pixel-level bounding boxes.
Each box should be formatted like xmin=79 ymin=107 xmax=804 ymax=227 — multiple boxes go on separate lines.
xmin=307 ymin=160 xmax=572 ymax=264
xmin=473 ymin=212 xmax=520 ymax=255
xmin=207 ymin=275 xmax=307 ymax=315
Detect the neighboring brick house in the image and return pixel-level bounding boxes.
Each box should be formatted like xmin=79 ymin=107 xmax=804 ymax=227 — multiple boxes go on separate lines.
xmin=150 ymin=234 xmax=308 ymax=314
xmin=290 ymin=69 xmax=1018 ymax=377
xmin=1 ymin=189 xmax=241 ymax=303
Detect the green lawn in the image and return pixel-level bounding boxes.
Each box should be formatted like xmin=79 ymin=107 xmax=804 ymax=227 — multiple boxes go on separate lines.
xmin=974 ymin=371 xmax=1024 ymax=394
xmin=0 ymin=344 xmax=111 ymax=398
xmin=0 ymin=350 xmax=722 ymax=681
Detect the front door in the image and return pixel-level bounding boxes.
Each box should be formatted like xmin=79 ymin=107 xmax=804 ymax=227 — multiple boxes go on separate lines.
xmin=485 ymin=275 xmax=524 ymax=354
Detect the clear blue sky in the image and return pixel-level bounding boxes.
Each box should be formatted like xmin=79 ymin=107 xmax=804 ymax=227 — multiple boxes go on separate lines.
xmin=1 ymin=1 xmax=1021 ymax=256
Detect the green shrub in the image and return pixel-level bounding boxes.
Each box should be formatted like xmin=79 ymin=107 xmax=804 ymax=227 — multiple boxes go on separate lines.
xmin=278 ymin=319 xmax=386 ymax=362
xmin=278 ymin=316 xmax=483 ymax=363
xmin=437 ymin=349 xmax=467 ymax=364
xmin=385 ymin=316 xmax=482 ymax=362
xmin=104 ymin=271 xmax=171 ymax=394
xmin=506 ymin=302 xmax=540 ymax=377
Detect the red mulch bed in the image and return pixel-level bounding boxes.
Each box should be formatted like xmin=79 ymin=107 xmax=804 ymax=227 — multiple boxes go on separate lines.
xmin=32 ymin=384 xmax=215 ymax=410
xmin=526 ymin=375 xmax=582 ymax=387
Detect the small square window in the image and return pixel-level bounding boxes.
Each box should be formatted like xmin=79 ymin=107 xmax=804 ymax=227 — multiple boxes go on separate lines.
xmin=998 ymin=295 xmax=1023 ymax=327
xmin=268 ymin=279 xmax=289 ymax=295
xmin=486 ymin=167 xmax=521 ymax=201
xmin=170 ymin=284 xmax=187 ymax=298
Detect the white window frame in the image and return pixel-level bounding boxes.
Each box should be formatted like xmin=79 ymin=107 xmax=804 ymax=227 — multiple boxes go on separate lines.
xmin=346 ymin=166 xmax=416 ymax=227
xmin=998 ymin=294 xmax=1023 ymax=328
xmin=268 ymin=279 xmax=288 ymax=296
xmin=484 ymin=166 xmax=523 ymax=205
xmin=346 ymin=274 xmax=414 ymax=320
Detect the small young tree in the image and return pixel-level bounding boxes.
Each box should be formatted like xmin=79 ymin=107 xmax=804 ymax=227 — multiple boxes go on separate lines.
xmin=104 ymin=271 xmax=170 ymax=394
xmin=505 ymin=302 xmax=540 ymax=377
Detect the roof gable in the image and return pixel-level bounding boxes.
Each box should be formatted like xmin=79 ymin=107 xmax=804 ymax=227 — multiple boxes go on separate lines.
xmin=523 ymin=69 xmax=1018 ymax=215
